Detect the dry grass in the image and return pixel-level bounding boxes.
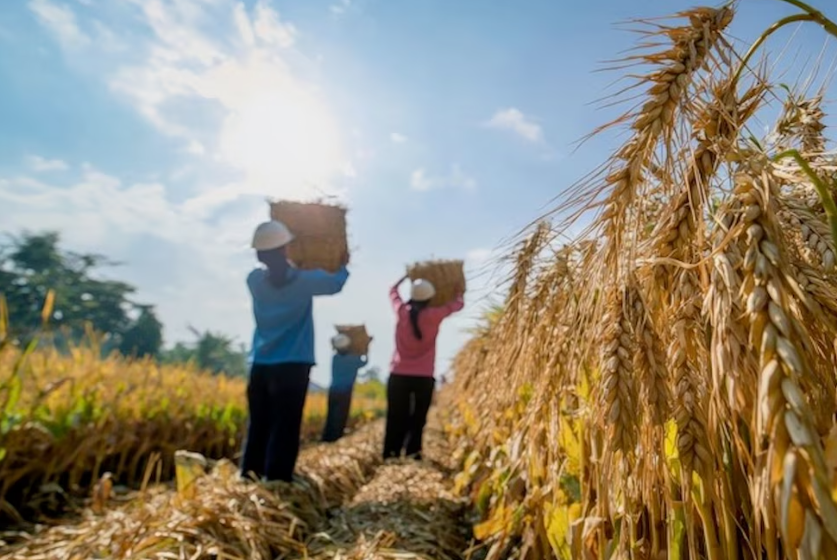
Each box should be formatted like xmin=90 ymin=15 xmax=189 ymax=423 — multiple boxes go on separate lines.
xmin=0 ymin=423 xmax=384 ymax=559
xmin=0 ymin=419 xmax=468 ymax=560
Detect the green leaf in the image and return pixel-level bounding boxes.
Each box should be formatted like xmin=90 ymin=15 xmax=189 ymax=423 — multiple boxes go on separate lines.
xmin=1 ymin=335 xmax=38 ymax=414
xmin=3 ymin=374 xmax=21 ymax=416
xmin=669 ymin=502 xmax=686 ymax=560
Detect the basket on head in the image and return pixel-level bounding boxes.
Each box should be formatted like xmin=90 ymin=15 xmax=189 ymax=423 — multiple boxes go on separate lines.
xmin=406 ymin=259 xmax=466 ymax=307
xmin=269 ymin=200 xmax=349 ymax=273
xmin=334 ymin=324 xmax=372 ymax=355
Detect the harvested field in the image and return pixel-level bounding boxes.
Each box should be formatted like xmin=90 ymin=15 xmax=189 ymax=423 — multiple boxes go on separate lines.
xmin=8 ymin=2 xmax=837 ymax=560
xmin=307 ymin=417 xmax=470 ymax=560
xmin=0 ymin=342 xmax=385 ymax=525
xmin=0 ymin=417 xmax=473 ymax=560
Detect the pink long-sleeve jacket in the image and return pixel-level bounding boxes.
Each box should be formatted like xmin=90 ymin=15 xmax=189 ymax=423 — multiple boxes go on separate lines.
xmin=389 ymin=282 xmax=464 ymax=377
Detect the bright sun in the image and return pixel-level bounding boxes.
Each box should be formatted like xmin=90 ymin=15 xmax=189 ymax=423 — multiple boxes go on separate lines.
xmin=219 ymin=85 xmax=345 ymax=196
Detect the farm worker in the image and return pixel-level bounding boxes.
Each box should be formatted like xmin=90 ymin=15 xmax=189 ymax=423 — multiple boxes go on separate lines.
xmin=240 ymin=220 xmax=349 ymax=483
xmin=321 ymin=334 xmax=368 ymax=443
xmin=383 ymin=275 xmax=464 ymax=460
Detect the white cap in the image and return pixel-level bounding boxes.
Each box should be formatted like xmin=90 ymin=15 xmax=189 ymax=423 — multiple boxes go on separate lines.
xmin=332 ymin=334 xmax=351 ymax=351
xmin=410 ymin=279 xmax=435 ymax=302
xmin=252 ymin=220 xmax=294 ymax=251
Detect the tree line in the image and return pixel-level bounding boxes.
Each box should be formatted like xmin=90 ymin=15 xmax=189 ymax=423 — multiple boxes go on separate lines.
xmin=0 ymin=231 xmax=249 ymax=377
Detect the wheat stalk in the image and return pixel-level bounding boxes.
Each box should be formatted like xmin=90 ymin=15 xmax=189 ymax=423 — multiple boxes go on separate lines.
xmin=597 ymin=7 xmax=733 ymax=270
xmin=598 ymin=287 xmax=638 ymax=456
xmin=728 ymin=164 xmax=837 ymax=558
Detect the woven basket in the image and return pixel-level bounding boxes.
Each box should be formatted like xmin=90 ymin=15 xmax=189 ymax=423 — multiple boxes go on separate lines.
xmin=269 ymin=200 xmax=348 ymax=273
xmin=335 ymin=324 xmax=372 ymax=355
xmin=406 ymin=259 xmax=466 ymax=307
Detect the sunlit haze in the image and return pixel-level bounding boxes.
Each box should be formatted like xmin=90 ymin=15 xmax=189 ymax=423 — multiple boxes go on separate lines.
xmin=0 ymin=0 xmax=826 ymax=386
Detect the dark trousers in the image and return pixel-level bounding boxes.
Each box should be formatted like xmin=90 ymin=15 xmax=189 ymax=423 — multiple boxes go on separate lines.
xmin=322 ymin=387 xmax=354 ymax=442
xmin=240 ymin=362 xmax=311 ymax=482
xmin=383 ymin=373 xmax=435 ymax=460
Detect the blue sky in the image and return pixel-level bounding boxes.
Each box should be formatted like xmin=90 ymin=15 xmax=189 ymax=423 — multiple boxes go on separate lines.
xmin=0 ymin=0 xmax=830 ymax=386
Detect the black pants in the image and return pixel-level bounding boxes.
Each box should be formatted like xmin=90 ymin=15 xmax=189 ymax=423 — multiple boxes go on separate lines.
xmin=321 ymin=387 xmax=354 ymax=442
xmin=240 ymin=362 xmax=311 ymax=482
xmin=383 ymin=373 xmax=435 ymax=460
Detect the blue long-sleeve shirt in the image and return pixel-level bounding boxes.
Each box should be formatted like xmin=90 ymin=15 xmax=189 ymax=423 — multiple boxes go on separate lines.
xmin=247 ymin=266 xmax=349 ymax=366
xmin=331 ymin=353 xmax=367 ymax=392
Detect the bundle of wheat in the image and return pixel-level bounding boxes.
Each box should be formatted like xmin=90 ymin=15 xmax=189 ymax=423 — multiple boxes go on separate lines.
xmin=269 ymin=200 xmax=349 ymax=272
xmin=406 ymin=260 xmax=466 ymax=307
xmin=335 ymin=324 xmax=373 ymax=356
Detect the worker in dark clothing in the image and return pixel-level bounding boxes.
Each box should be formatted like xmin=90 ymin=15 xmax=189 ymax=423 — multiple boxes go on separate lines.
xmin=321 ymin=334 xmax=367 ymax=442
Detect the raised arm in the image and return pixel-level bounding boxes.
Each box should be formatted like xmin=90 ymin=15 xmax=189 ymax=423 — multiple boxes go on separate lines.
xmin=301 ymin=266 xmax=349 ymax=296
xmin=389 ymin=275 xmax=407 ymax=312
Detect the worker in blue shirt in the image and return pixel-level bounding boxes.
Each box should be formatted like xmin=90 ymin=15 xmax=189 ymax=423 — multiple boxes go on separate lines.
xmin=322 ymin=334 xmax=368 ymax=442
xmin=240 ymin=220 xmax=349 ymax=482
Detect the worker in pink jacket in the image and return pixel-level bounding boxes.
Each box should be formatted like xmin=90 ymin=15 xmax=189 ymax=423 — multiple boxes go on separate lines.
xmin=384 ymin=275 xmax=464 ymax=460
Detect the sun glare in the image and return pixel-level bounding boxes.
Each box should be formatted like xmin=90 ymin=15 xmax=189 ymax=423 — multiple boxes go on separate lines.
xmin=219 ymin=87 xmax=344 ymax=195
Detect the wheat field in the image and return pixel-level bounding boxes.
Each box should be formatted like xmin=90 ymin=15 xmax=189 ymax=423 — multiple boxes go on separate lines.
xmin=0 ymin=334 xmax=384 ymax=525
xmin=444 ymin=2 xmax=837 ymax=559
xmin=7 ymin=1 xmax=837 ymax=559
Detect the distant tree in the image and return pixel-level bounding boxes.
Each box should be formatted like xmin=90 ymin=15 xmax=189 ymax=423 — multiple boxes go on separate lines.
xmin=358 ymin=365 xmax=382 ymax=384
xmin=161 ymin=327 xmax=248 ymax=377
xmin=118 ymin=306 xmax=163 ymax=358
xmin=0 ymin=231 xmax=163 ymax=355
xmin=161 ymin=341 xmax=195 ymax=365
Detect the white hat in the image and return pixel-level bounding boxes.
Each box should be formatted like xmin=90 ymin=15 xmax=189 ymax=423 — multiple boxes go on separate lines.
xmin=252 ymin=220 xmax=294 ymax=251
xmin=332 ymin=334 xmax=351 ymax=351
xmin=410 ymin=279 xmax=435 ymax=302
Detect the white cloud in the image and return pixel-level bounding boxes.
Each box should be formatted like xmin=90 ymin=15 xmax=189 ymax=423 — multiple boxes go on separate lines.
xmin=0 ymin=165 xmax=264 ymax=353
xmin=1 ymin=168 xmax=192 ymax=245
xmin=92 ymin=20 xmax=126 ymax=52
xmin=252 ymin=0 xmax=297 ymax=48
xmin=330 ymin=0 xmax=351 ymax=16
xmin=409 ymin=169 xmax=430 ymax=190
xmin=466 ymin=248 xmax=492 ymax=265
xmin=186 ymin=140 xmax=206 ymax=156
xmin=341 ymin=162 xmax=357 ymax=178
xmin=485 ymin=107 xmax=543 ymax=143
xmin=26 ymin=155 xmax=69 ymax=172
xmin=103 ymin=0 xmax=346 ymax=201
xmin=390 ymin=132 xmax=407 ymax=144
xmin=233 ymin=2 xmax=256 ymax=47
xmin=410 ymin=164 xmax=476 ymax=192
xmin=29 ymin=0 xmax=91 ymax=50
